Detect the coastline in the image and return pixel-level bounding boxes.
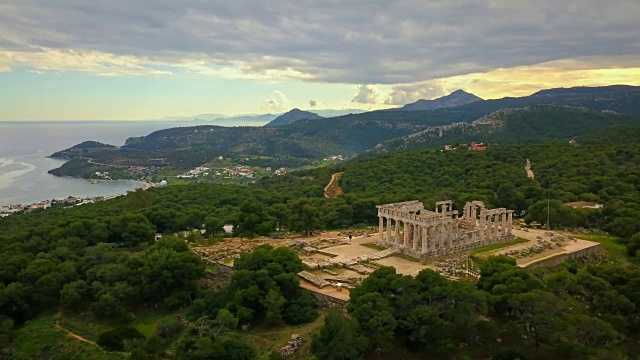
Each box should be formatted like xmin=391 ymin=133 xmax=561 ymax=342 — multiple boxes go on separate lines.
xmin=93 ymin=179 xmax=152 ymax=189
xmin=0 ymin=178 xmax=150 ymax=212
xmin=48 ymin=172 xmax=151 ymax=189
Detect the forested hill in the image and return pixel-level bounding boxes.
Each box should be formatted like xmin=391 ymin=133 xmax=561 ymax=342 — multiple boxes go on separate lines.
xmin=449 ymin=85 xmax=640 ymax=120
xmin=48 ymin=85 xmax=640 ymax=176
xmin=263 ymin=108 xmax=323 ymax=127
xmin=372 ymin=106 xmax=640 ymax=154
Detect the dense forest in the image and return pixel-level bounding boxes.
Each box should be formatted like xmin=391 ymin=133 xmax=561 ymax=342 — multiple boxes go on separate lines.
xmin=2 ymin=124 xmax=640 ymax=358
xmin=372 ymin=106 xmax=640 ymax=153
xmin=312 ymin=257 xmax=640 ymax=359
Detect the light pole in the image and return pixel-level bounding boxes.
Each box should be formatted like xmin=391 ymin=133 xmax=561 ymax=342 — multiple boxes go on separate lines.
xmin=547 ymin=180 xmax=551 ymax=230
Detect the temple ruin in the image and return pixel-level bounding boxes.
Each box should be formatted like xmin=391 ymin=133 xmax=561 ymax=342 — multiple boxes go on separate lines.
xmin=377 ymin=200 xmax=515 ymax=257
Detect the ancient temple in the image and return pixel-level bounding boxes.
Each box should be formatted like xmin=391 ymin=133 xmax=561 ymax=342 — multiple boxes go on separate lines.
xmin=376 ymin=200 xmax=514 ymax=257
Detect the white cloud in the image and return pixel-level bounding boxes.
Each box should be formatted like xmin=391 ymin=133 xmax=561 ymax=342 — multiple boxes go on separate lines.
xmin=385 ymin=84 xmax=447 ymax=105
xmin=351 ymin=85 xmax=380 ymax=104
xmin=262 ymin=90 xmax=291 ymax=112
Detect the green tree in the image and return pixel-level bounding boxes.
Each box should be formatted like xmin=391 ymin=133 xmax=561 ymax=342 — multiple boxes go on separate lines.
xmin=289 ymin=198 xmax=318 ymax=235
xmin=213 ymin=309 xmax=239 ymax=338
xmin=350 ymin=293 xmax=396 ymax=351
xmin=109 ymin=212 xmax=156 ymax=247
xmin=60 ymin=279 xmax=90 ymax=308
xmin=311 ymin=311 xmax=367 ymax=360
xmin=204 ymin=215 xmax=225 ymax=237
xmin=268 ymin=203 xmax=290 ymax=231
xmin=234 ymin=200 xmax=275 ymax=238
xmin=124 ymin=188 xmax=153 ymax=210
xmin=508 ymin=290 xmax=566 ymax=346
xmin=626 ymin=232 xmax=640 ymax=257
xmin=262 ymin=289 xmax=287 ymax=326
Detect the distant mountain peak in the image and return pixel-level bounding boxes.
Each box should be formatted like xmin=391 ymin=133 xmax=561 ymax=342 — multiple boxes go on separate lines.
xmin=264 ymin=109 xmax=323 ymax=127
xmin=399 ymin=90 xmax=483 ymax=111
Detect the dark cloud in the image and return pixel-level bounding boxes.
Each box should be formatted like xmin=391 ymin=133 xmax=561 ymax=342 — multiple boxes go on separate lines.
xmin=1 ymin=0 xmax=639 ymax=83
xmin=309 ymin=99 xmax=317 ymax=107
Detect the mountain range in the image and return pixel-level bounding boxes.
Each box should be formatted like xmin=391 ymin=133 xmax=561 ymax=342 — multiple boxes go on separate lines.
xmin=49 ymin=85 xmax=640 ymax=177
xmin=150 ymin=109 xmax=364 ymax=126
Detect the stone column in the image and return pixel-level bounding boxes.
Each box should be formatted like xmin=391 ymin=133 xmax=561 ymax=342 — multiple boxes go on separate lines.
xmin=438 ymin=224 xmax=444 ymax=249
xmin=502 ymin=211 xmax=507 ymax=237
xmin=379 ymin=216 xmax=384 ymax=242
xmin=386 ymin=217 xmax=392 ymax=244
xmin=507 ymin=211 xmax=513 ymax=235
xmin=413 ymin=224 xmax=419 ymax=251
xmin=447 ymin=223 xmax=453 ymax=248
xmin=493 ymin=214 xmax=499 ymax=239
xmin=422 ymin=226 xmax=428 ymax=254
xmin=486 ymin=215 xmax=491 ymax=240
xmin=429 ymin=225 xmax=436 ymax=252
xmin=479 ymin=215 xmax=485 ymax=242
xmin=395 ymin=220 xmax=401 ymax=245
xmin=403 ymin=221 xmax=409 ymax=248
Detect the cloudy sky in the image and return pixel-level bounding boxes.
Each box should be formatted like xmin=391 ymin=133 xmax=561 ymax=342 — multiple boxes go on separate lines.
xmin=1 ymin=0 xmax=639 ymax=120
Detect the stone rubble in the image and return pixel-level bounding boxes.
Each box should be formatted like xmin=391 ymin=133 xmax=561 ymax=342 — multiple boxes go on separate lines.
xmin=280 ymin=334 xmax=303 ymax=357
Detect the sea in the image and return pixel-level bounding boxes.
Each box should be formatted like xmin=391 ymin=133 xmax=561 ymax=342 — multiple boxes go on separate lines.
xmin=0 ymin=121 xmax=201 ymax=207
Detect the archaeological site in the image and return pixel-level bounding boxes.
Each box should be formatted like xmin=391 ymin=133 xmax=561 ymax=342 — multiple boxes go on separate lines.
xmin=377 ymin=200 xmax=515 ymax=258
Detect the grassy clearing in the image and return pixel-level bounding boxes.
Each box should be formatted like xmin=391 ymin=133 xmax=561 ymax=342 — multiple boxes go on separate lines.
xmin=60 ymin=312 xmax=113 ymax=343
xmin=244 ymin=311 xmax=327 ymax=359
xmin=361 ymin=242 xmax=388 ymax=251
xmin=471 ymin=237 xmax=529 ymax=255
xmin=13 ymin=314 xmax=125 ymax=360
xmin=575 ymin=234 xmax=627 ymax=259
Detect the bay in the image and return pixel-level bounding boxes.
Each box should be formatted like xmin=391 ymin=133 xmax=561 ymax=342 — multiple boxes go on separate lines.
xmin=0 ymin=121 xmax=190 ymax=207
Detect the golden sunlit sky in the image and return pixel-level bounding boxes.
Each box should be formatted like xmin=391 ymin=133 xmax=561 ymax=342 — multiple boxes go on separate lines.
xmin=1 ymin=1 xmax=639 ymax=120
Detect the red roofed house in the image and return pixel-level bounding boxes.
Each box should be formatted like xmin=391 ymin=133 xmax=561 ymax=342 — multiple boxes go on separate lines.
xmin=470 ymin=141 xmax=487 ymax=151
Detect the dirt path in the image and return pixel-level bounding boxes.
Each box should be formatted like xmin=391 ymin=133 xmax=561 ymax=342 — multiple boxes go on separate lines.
xmin=324 ymin=172 xmax=343 ymax=198
xmin=55 ymin=309 xmax=99 ymax=347
xmin=525 ymin=159 xmax=535 ymax=179
xmin=55 ymin=323 xmax=99 ymax=346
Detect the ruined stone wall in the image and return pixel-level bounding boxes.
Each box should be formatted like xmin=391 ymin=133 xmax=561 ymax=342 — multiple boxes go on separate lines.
xmin=524 ymin=244 xmax=602 ymax=270
xmin=305 ymin=289 xmax=348 ymax=309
